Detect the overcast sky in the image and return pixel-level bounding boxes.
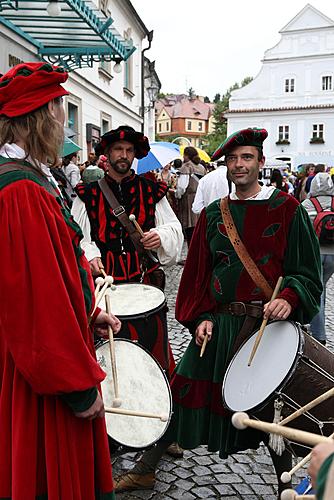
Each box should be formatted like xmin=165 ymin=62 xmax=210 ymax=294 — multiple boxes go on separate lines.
xmin=130 ymin=0 xmax=334 ymax=101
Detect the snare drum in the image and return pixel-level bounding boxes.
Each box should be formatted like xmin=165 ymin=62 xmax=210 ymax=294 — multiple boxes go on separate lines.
xmin=100 ymin=283 xmax=170 ymax=372
xmin=223 ymin=321 xmax=334 ymax=455
xmin=96 ymin=338 xmax=172 ymax=448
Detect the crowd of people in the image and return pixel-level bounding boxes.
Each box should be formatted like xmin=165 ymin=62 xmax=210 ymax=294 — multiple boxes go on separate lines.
xmin=0 ymin=61 xmax=333 ymax=500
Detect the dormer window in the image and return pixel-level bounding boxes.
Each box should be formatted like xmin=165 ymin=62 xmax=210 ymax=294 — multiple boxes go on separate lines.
xmin=285 ymin=78 xmax=295 ymax=93
xmin=322 ymin=76 xmax=332 ymax=91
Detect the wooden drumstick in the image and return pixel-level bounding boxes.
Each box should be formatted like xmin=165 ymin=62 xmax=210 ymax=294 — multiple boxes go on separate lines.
xmin=129 ymin=213 xmax=145 ymax=238
xmin=94 ymin=275 xmax=114 ymax=311
xmin=200 ymin=334 xmax=209 ymax=358
xmin=105 ymin=294 xmax=121 ymax=408
xmin=95 ymin=276 xmax=105 ymax=300
xmin=99 ymin=267 xmax=107 ymax=278
xmin=248 ymin=276 xmax=283 ymax=366
xmin=280 ymin=491 xmax=315 ymax=500
xmin=232 ymin=412 xmax=332 ymax=447
xmin=280 ymin=387 xmax=334 ymax=427
xmin=280 ymin=432 xmax=334 ymax=483
xmin=105 ymin=406 xmax=169 ymax=422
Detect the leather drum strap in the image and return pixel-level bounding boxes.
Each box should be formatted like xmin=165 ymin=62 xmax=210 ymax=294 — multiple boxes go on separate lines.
xmin=98 ymin=177 xmax=144 ymax=254
xmin=220 ymin=196 xmax=273 ymax=301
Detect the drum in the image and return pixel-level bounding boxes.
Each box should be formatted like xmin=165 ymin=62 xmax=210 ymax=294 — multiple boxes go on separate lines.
xmin=100 ymin=283 xmax=169 ymax=371
xmin=223 ymin=321 xmax=334 ymax=456
xmin=96 ymin=338 xmax=172 ymax=449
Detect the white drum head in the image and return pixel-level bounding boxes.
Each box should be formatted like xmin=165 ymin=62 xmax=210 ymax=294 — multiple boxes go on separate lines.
xmin=102 ymin=284 xmax=165 ymax=317
xmin=223 ymin=321 xmax=300 ymax=412
xmin=97 ymin=339 xmax=171 ymax=448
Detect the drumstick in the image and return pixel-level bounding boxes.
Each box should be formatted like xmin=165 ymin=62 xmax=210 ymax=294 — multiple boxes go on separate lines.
xmin=105 ymin=294 xmax=121 ymax=408
xmin=280 ymin=432 xmax=334 ymax=483
xmin=280 ymin=491 xmax=315 ymax=500
xmin=247 ymin=276 xmax=283 ymax=366
xmin=129 ymin=214 xmax=145 ymax=238
xmin=200 ymin=334 xmax=209 ymax=358
xmin=105 ymin=406 xmax=169 ymax=422
xmin=232 ymin=412 xmax=331 ymax=447
xmin=99 ymin=267 xmax=107 ymax=278
xmin=94 ymin=276 xmax=105 ymax=300
xmin=280 ymin=387 xmax=334 ymax=427
xmin=94 ymin=275 xmax=114 ymax=311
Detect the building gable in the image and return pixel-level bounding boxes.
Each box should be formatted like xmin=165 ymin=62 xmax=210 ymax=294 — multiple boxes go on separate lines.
xmin=280 ymin=4 xmax=334 ymax=33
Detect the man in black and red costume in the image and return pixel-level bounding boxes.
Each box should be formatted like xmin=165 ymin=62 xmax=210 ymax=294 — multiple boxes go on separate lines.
xmin=72 ymin=125 xmax=183 ymax=376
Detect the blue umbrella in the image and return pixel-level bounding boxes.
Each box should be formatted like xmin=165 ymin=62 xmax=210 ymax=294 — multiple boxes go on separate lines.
xmin=135 ymin=142 xmax=181 ymax=174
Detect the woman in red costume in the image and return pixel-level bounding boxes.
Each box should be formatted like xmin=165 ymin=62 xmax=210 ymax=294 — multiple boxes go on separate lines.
xmin=0 ymin=62 xmax=121 ymax=500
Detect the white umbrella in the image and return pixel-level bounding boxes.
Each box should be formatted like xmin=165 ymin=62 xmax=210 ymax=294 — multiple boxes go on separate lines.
xmin=133 ymin=142 xmax=181 ymax=174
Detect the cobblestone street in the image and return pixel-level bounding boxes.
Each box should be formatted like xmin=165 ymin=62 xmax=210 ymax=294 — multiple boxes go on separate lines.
xmin=114 ymin=258 xmax=334 ymax=499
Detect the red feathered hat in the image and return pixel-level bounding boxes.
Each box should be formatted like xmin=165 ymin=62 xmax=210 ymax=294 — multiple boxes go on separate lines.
xmin=95 ymin=125 xmax=150 ymax=159
xmin=0 ymin=62 xmax=69 ymax=117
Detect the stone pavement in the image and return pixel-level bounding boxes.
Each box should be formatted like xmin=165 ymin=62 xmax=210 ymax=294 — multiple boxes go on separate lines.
xmin=113 ymin=261 xmax=334 ymax=499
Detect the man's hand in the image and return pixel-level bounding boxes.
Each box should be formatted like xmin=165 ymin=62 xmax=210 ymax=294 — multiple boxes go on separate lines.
xmin=141 ymin=230 xmax=161 ymax=250
xmin=308 ymin=442 xmax=334 ymax=487
xmin=263 ymin=298 xmax=291 ymax=320
xmin=75 ymin=392 xmax=105 ymax=420
xmin=195 ymin=320 xmax=213 ymax=347
xmin=94 ymin=310 xmax=122 ymax=337
xmin=90 ymin=257 xmax=104 ymax=276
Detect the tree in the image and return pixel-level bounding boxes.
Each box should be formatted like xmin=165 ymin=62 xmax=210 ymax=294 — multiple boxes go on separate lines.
xmin=204 ymin=96 xmax=211 ymax=103
xmin=204 ymin=77 xmax=253 ymax=155
xmin=188 ymin=87 xmax=196 ymax=99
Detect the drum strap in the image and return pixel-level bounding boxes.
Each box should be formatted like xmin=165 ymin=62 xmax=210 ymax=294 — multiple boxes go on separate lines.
xmin=98 ymin=177 xmax=145 ymax=254
xmin=220 ymin=196 xmax=273 ymax=300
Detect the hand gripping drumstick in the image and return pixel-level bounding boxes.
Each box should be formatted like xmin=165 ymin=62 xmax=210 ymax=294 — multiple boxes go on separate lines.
xmin=105 ymin=294 xmax=121 ymax=408
xmin=129 ymin=213 xmax=145 ymax=238
xmin=280 ymin=431 xmax=334 ymax=484
xmin=105 ymin=406 xmax=169 ymax=422
xmin=280 ymin=491 xmax=315 ymax=500
xmin=248 ymin=276 xmax=283 ymax=366
xmin=232 ymin=412 xmax=332 ymax=448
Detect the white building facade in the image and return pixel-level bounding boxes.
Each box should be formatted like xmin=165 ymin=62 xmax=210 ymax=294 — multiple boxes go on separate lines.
xmin=225 ymin=4 xmax=334 ymax=170
xmin=0 ymin=0 xmax=158 ymax=160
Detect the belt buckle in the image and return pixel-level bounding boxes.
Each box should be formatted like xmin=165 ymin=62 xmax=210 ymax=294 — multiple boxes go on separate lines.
xmin=113 ymin=205 xmax=125 ymax=217
xmin=229 ymin=301 xmax=247 ymax=316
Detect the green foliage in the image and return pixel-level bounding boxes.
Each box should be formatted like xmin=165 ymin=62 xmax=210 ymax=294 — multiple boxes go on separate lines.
xmin=203 ymin=76 xmax=253 ymax=155
xmin=188 ymin=87 xmax=196 ymax=99
xmin=204 ymin=96 xmax=211 ymax=103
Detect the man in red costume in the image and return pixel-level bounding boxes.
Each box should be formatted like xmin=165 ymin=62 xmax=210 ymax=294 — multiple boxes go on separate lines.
xmin=0 ymin=62 xmax=121 ymax=500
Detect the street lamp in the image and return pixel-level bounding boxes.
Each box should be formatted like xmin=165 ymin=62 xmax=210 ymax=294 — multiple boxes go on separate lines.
xmin=46 ymin=0 xmax=61 ymax=16
xmin=113 ymin=58 xmax=122 ymax=74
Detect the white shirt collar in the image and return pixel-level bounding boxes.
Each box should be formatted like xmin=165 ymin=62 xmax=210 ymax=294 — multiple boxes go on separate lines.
xmin=230 ymin=185 xmax=276 ymax=200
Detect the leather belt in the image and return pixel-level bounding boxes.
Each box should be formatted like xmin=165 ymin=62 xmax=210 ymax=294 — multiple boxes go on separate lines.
xmin=216 ymin=301 xmax=263 ymax=318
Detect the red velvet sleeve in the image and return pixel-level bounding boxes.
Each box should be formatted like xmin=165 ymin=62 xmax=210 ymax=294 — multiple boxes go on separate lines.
xmin=175 ymin=209 xmax=216 ymax=330
xmin=0 ymin=180 xmax=106 ymax=395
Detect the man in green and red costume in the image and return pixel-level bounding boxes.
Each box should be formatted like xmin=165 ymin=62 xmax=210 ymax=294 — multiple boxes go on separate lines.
xmin=0 ymin=62 xmax=121 ymax=499
xmin=114 ymin=128 xmax=322 ymax=495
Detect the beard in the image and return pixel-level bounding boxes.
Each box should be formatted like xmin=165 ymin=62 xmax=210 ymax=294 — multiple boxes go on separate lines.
xmin=108 ymin=158 xmax=132 ymax=175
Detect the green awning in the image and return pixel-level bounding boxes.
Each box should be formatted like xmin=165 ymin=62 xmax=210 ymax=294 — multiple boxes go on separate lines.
xmin=0 ymin=0 xmax=135 ymax=70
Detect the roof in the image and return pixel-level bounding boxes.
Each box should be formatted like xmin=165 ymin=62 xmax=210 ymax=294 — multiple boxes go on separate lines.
xmin=0 ymin=0 xmax=136 ymax=71
xmin=225 ymin=104 xmax=334 ymax=114
xmin=156 ymin=94 xmax=213 ymax=120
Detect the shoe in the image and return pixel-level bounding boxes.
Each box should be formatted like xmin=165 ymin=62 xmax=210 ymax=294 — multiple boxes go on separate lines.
xmin=113 ymin=472 xmax=155 ymax=492
xmin=165 ymin=442 xmax=184 ymax=458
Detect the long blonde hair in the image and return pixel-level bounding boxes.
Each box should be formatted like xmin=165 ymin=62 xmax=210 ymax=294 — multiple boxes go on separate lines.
xmin=0 ymin=98 xmax=64 ymax=169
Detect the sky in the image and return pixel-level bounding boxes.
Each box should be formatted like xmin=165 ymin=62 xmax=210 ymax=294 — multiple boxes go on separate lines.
xmin=130 ymin=0 xmax=334 ymax=101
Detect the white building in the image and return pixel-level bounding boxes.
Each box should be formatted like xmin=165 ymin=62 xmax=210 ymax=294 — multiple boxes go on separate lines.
xmin=225 ymin=4 xmax=334 ymax=170
xmin=0 ymin=0 xmax=159 ymax=159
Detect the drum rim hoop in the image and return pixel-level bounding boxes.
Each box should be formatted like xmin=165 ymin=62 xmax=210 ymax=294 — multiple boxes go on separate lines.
xmin=106 ymin=283 xmax=167 ymax=318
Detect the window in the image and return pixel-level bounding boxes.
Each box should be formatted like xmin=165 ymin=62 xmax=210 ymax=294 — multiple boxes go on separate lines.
xmin=311 ymin=124 xmax=325 ymax=143
xmin=68 ymin=102 xmax=79 ymax=142
xmin=198 ymin=121 xmax=203 ymax=131
xmin=285 ymin=78 xmax=295 ymax=93
xmin=278 ymin=125 xmax=290 ymax=142
xmin=101 ymin=118 xmax=110 ymax=135
xmin=158 ymin=122 xmax=162 ymax=132
xmin=322 ymin=76 xmax=332 ymax=91
xmin=166 ymin=122 xmax=169 ymax=132
xmin=187 ymin=121 xmax=192 ymax=131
